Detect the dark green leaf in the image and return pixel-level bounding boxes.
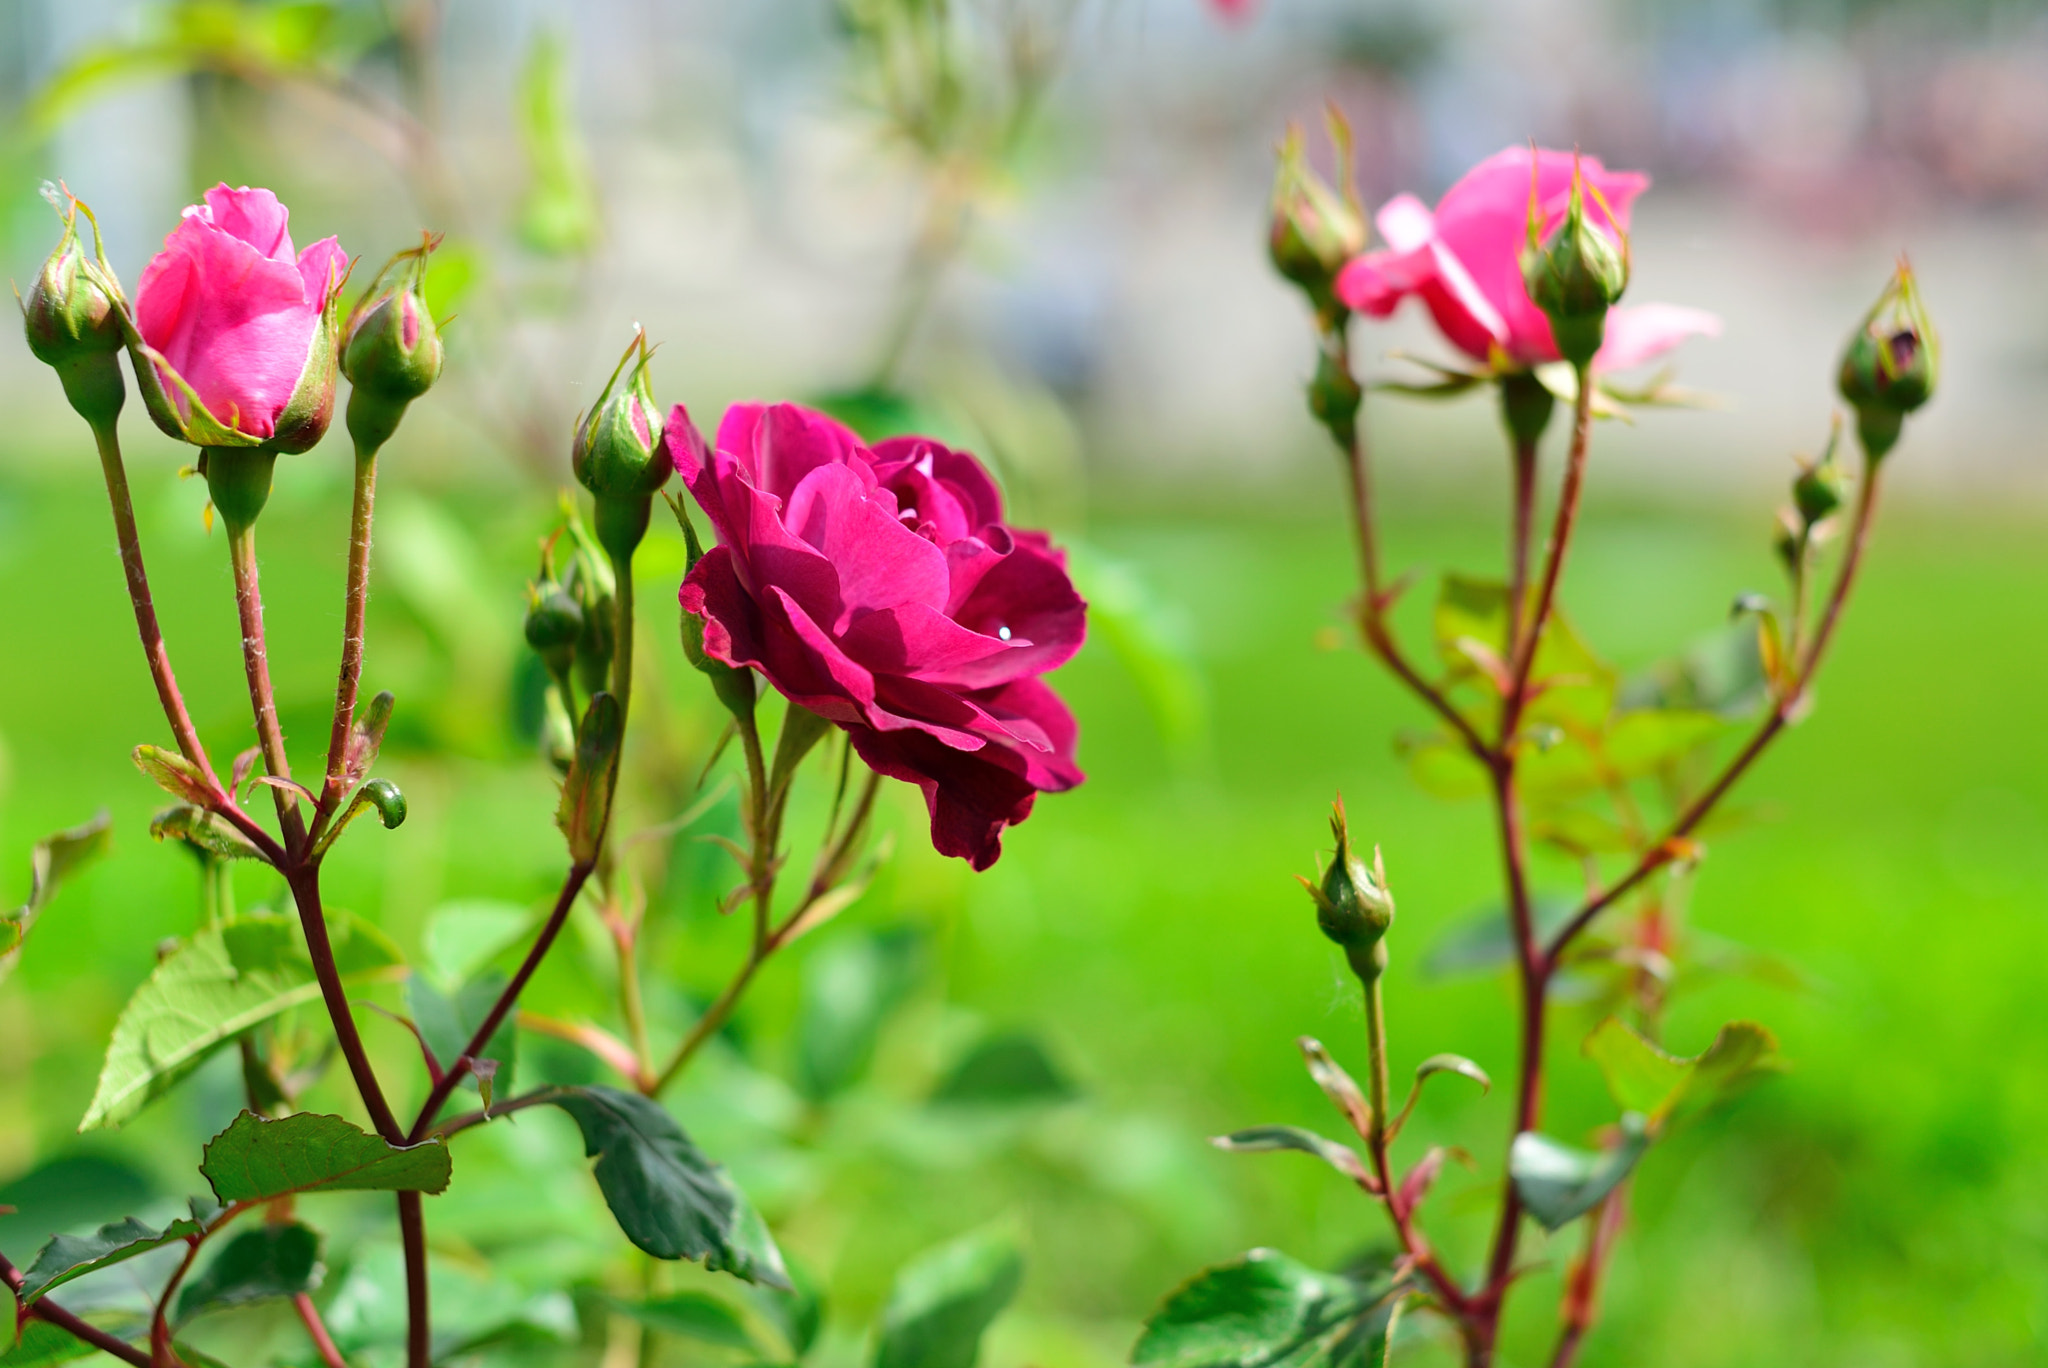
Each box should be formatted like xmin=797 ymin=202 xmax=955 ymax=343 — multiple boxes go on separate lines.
xmin=82 ymin=913 xmax=397 ymax=1130
xmin=1210 ymin=1128 xmax=1370 ymax=1187
xmin=18 ymin=1215 xmax=202 ymax=1303
xmin=1133 ymin=1249 xmax=1366 ymax=1368
xmin=1 ymin=812 xmax=110 ymax=982
xmin=407 ymin=970 xmax=518 ymax=1098
xmin=1508 ymin=1115 xmax=1650 ymax=1231
xmin=546 ymin=1086 xmax=788 ymax=1287
xmin=930 ymin=1033 xmax=1072 ymax=1106
xmin=0 ymin=1156 xmax=154 ymax=1259
xmin=175 ymin=1221 xmax=321 ymax=1323
xmin=607 ymin=1292 xmax=754 ymax=1349
xmin=793 ymin=928 xmax=925 ymax=1102
xmin=873 ymin=1228 xmax=1024 ymax=1368
xmin=200 ymin=1111 xmax=451 ymax=1202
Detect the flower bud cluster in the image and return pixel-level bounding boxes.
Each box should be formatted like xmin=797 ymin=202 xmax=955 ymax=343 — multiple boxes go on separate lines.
xmin=1837 ymin=263 xmax=1937 ymax=461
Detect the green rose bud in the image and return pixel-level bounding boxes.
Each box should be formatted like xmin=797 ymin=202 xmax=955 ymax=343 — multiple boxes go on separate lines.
xmin=342 ymin=237 xmax=445 ymax=453
xmin=1838 ymin=263 xmax=1937 ymax=462
xmin=525 ymin=580 xmax=584 ymax=679
xmin=1269 ymin=112 xmax=1368 ymax=322
xmin=1522 ymin=169 xmax=1629 ymax=369
xmin=21 ymin=190 xmax=126 ymax=428
xmin=574 ymin=330 xmax=672 ymax=562
xmin=1302 ymin=798 xmax=1396 ymax=982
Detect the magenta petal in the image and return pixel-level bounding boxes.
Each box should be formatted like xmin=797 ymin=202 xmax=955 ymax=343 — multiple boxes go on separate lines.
xmin=721 ymin=402 xmax=873 ymax=503
xmin=838 ymin=602 xmax=1016 ymax=679
xmin=201 ymin=184 xmax=294 ymax=261
xmin=937 ymin=540 xmax=1087 ymax=689
xmin=782 ymin=462 xmax=950 ymax=624
xmin=667 ymin=404 xmax=711 ymax=483
xmin=845 ymin=725 xmax=1041 ymax=872
xmin=295 ymin=237 xmax=347 ymax=310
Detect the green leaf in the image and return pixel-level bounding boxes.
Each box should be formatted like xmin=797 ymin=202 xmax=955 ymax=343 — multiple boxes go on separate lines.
xmin=1602 ymin=708 xmax=1724 ymax=776
xmin=175 ymin=1221 xmax=322 ymax=1323
xmin=408 ymin=969 xmax=518 ymax=1097
xmin=0 ymin=1269 xmax=14 ymax=1346
xmin=1 ymin=812 xmax=110 ymax=982
xmin=1210 ymin=1127 xmax=1370 ymax=1187
xmin=1065 ymin=547 xmax=1210 ymax=765
xmin=606 ymin=1292 xmax=754 ymax=1349
xmin=200 ymin=1111 xmax=451 ymax=1202
xmin=1523 ymin=610 xmax=1617 ymax=729
xmin=749 ymin=1257 xmax=824 ymax=1359
xmin=546 ymin=1086 xmax=789 ymax=1287
xmin=0 ymin=1318 xmax=106 ymax=1366
xmin=930 ymin=1033 xmax=1073 ymax=1106
xmin=149 ymin=804 xmax=263 ymax=863
xmin=81 ymin=913 xmax=396 ymax=1130
xmin=1414 ymin=1054 xmax=1491 ymax=1094
xmin=1431 ymin=575 xmax=1508 ymax=680
xmin=18 ymin=1214 xmax=203 ymax=1304
xmin=516 ymin=29 xmax=600 ymax=255
xmin=793 ymin=927 xmax=925 ymax=1102
xmin=1583 ymin=1018 xmax=1782 ymax=1130
xmin=1133 ymin=1249 xmax=1370 ymax=1368
xmin=1508 ymin=1115 xmax=1650 ymax=1231
xmin=873 ymin=1228 xmax=1024 ymax=1368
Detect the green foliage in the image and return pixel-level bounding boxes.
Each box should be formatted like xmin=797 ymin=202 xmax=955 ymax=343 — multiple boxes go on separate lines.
xmin=546 ymin=1086 xmax=789 ymax=1286
xmin=1508 ymin=1115 xmax=1651 ymax=1232
xmin=81 ymin=912 xmax=399 ymax=1130
xmin=200 ymin=1111 xmax=452 ymax=1201
xmin=930 ymin=1032 xmax=1073 ymax=1105
xmin=1583 ymin=1017 xmax=1782 ymax=1131
xmin=557 ymin=692 xmax=622 ymax=862
xmin=793 ymin=927 xmax=926 ymax=1102
xmin=17 ymin=1213 xmax=203 ymax=1304
xmin=1132 ymin=1249 xmax=1397 ymax=1368
xmin=0 ymin=1319 xmax=102 ymax=1366
xmin=605 ymin=1292 xmax=755 ymax=1350
xmin=1209 ymin=1127 xmax=1370 ymax=1188
xmin=873 ymin=1227 xmax=1024 ymax=1368
xmin=174 ymin=1220 xmax=322 ymax=1323
xmin=516 ymin=30 xmax=600 ymax=256
xmin=0 ymin=812 xmax=108 ymax=983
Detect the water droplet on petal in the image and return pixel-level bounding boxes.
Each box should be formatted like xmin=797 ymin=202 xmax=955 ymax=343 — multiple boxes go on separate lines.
xmin=997 ymin=625 xmax=1012 ymax=641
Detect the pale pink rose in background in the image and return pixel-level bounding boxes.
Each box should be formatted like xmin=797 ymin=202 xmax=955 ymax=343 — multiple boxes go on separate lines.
xmin=135 ymin=184 xmax=347 ymax=441
xmin=1336 ymin=147 xmax=1718 ymax=372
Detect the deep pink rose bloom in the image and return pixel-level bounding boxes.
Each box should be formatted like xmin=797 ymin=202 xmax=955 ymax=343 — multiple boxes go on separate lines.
xmin=1335 ymin=148 xmax=1717 ymax=372
xmin=675 ymin=403 xmax=1086 ymax=871
xmin=135 ymin=184 xmax=347 ymax=439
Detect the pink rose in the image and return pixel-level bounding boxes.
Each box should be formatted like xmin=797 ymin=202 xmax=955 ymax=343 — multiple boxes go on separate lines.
xmin=134 ymin=184 xmax=347 ymax=448
xmin=1335 ymin=148 xmax=1717 ymax=372
xmin=675 ymin=403 xmax=1086 ymax=870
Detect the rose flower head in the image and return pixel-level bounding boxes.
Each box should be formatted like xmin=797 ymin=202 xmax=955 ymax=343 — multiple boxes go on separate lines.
xmin=1335 ymin=147 xmax=1716 ymax=375
xmin=132 ymin=184 xmax=347 ymax=452
xmin=675 ymin=403 xmax=1086 ymax=870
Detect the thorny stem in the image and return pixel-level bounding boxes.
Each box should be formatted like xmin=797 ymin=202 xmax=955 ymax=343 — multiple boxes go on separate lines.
xmin=315 ymin=443 xmax=382 ymax=833
xmin=228 ymin=524 xmax=307 ymax=852
xmin=1359 ymin=971 xmax=1467 ymax=1316
xmin=1548 ymin=1183 xmax=1628 ymax=1368
xmin=737 ymin=714 xmax=775 ymax=951
xmin=285 ymin=866 xmax=404 ymax=1141
xmin=1544 ymin=461 xmax=1886 ymax=964
xmin=407 ymin=861 xmax=597 ymax=1141
xmin=90 ymin=419 xmax=219 ymax=788
xmin=1 ymin=1250 xmax=152 ymax=1368
xmin=1506 ymin=436 xmax=1539 ymax=665
xmin=1502 ymin=369 xmax=1595 ymax=742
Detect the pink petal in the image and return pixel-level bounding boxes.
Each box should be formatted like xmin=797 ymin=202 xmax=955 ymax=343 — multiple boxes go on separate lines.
xmin=1593 ymin=303 xmax=1721 ymax=372
xmin=295 ymin=237 xmax=347 ymax=310
xmin=199 ymin=185 xmax=295 ymax=262
xmin=719 ymin=402 xmax=872 ymax=504
xmin=1375 ymin=193 xmax=1435 ymax=252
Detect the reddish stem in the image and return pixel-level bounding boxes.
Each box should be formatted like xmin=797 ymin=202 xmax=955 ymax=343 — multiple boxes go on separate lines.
xmin=295 ymin=1292 xmax=348 ymax=1368
xmin=1 ymin=1251 xmax=151 ymax=1368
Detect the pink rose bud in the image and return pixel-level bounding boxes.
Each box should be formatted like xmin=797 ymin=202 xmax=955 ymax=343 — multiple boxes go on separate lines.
xmin=573 ymin=330 xmax=673 ymax=561
xmin=342 ymin=237 xmax=445 ymax=453
xmin=131 ymin=184 xmax=347 ymax=453
xmin=1838 ymin=262 xmax=1937 ymax=461
xmin=21 ymin=189 xmax=127 ymax=428
xmin=1269 ymin=113 xmax=1368 ymax=322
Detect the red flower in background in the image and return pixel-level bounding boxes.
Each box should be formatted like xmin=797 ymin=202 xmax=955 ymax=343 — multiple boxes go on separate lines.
xmin=675 ymin=403 xmax=1086 ymax=870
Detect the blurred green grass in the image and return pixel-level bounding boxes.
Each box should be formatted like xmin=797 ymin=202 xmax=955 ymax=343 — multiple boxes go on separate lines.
xmin=1 ymin=443 xmax=2045 ymax=1368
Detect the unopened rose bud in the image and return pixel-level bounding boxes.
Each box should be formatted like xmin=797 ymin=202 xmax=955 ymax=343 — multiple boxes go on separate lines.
xmin=1523 ymin=170 xmax=1628 ymax=369
xmin=1772 ymin=507 xmax=1803 ymax=577
xmin=343 ymin=239 xmax=444 ymax=453
xmin=21 ymin=191 xmax=126 ymax=427
xmin=574 ymin=331 xmax=672 ymax=561
xmin=1793 ymin=460 xmax=1844 ymax=529
xmin=1838 ymin=263 xmax=1937 ymax=461
xmin=1270 ymin=114 xmax=1368 ymax=322
xmin=1302 ymin=798 xmax=1395 ymax=982
xmin=1308 ymin=343 xmax=1362 ymax=449
xmin=525 ymin=580 xmax=584 ymax=678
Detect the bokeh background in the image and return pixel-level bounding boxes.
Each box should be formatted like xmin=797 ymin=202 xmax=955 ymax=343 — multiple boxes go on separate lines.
xmin=2 ymin=2 xmax=2047 ymax=1365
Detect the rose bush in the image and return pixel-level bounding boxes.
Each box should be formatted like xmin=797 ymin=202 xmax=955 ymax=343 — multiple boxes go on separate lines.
xmin=675 ymin=402 xmax=1085 ymax=869
xmin=134 ymin=183 xmax=346 ymax=448
xmin=1336 ymin=146 xmax=1716 ymax=372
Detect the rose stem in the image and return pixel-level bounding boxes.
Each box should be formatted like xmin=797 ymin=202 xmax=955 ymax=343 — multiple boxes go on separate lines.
xmin=1 ymin=1251 xmax=151 ymax=1368
xmin=313 ymin=439 xmax=382 ymax=837
xmin=226 ymin=522 xmax=307 ymax=851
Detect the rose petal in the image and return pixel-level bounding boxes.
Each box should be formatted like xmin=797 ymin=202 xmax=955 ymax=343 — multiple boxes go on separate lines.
xmin=200 ymin=184 xmax=295 ymax=262
xmin=1594 ymin=303 xmax=1721 ymax=372
xmin=782 ymin=461 xmax=950 ymax=626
